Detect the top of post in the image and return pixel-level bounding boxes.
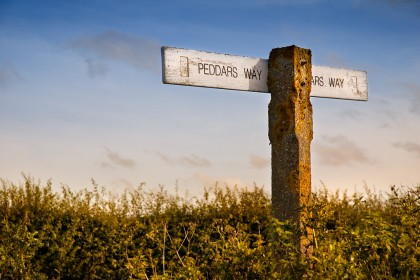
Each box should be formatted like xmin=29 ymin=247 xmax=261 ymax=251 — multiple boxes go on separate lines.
xmin=268 ymin=46 xmax=312 ymax=101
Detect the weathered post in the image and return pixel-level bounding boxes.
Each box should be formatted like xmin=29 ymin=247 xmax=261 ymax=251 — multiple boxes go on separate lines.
xmin=267 ymin=46 xmax=313 ymax=256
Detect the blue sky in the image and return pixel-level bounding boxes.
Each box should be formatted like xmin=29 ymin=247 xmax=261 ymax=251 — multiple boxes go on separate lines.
xmin=1 ymin=0 xmax=419 ymax=196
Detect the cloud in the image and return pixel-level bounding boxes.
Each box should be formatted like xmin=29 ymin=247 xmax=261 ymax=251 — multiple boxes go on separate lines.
xmin=248 ymin=0 xmax=326 ymax=5
xmin=404 ymin=83 xmax=420 ymax=115
xmin=180 ymin=154 xmax=212 ymax=167
xmin=85 ymin=58 xmax=108 ymax=78
xmin=323 ymin=52 xmax=349 ymax=68
xmin=372 ymin=98 xmax=404 ymax=129
xmin=313 ymin=135 xmax=372 ymax=166
xmin=112 ymin=178 xmax=138 ymax=191
xmin=0 ymin=61 xmax=21 ymax=87
xmin=71 ymin=30 xmax=160 ymax=75
xmin=157 ymin=152 xmax=174 ymax=165
xmin=194 ymin=172 xmax=247 ymax=188
xmin=157 ymin=152 xmax=211 ymax=167
xmin=393 ymin=142 xmax=420 ymax=158
xmin=369 ymin=0 xmax=420 ymax=15
xmin=378 ymin=0 xmax=420 ymax=8
xmin=249 ymin=154 xmax=270 ymax=169
xmin=190 ymin=0 xmax=325 ymax=7
xmin=377 ymin=108 xmax=401 ymax=127
xmin=338 ymin=109 xmax=366 ymax=121
xmin=103 ymin=147 xmax=136 ymax=168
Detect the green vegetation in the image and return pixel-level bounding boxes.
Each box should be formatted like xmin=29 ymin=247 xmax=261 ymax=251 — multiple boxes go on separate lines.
xmin=0 ymin=177 xmax=419 ymax=279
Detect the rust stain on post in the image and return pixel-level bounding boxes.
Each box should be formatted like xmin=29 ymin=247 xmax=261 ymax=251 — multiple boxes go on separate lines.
xmin=268 ymin=46 xmax=313 ymax=256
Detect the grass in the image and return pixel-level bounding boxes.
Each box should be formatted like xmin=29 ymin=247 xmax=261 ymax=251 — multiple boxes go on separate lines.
xmin=0 ymin=176 xmax=418 ymax=279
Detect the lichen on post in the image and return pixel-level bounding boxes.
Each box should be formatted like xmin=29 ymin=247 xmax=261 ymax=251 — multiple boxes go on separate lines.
xmin=268 ymin=45 xmax=313 ymax=256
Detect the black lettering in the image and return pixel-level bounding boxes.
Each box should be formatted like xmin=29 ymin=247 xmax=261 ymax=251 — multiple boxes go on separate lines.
xmin=312 ymin=76 xmax=325 ymax=86
xmin=329 ymin=77 xmax=335 ymax=87
xmin=232 ymin=67 xmax=238 ymax=78
xmin=214 ymin=65 xmax=219 ymax=76
xmin=198 ymin=63 xmax=204 ymax=74
xmin=251 ymin=69 xmax=257 ymax=79
xmin=220 ymin=65 xmax=226 ymax=76
xmin=198 ymin=62 xmax=238 ymax=78
xmin=244 ymin=68 xmax=251 ymax=79
xmin=329 ymin=78 xmax=344 ymax=88
xmin=244 ymin=68 xmax=261 ymax=80
xmin=209 ymin=64 xmax=215 ymax=75
xmin=226 ymin=66 xmax=231 ymax=77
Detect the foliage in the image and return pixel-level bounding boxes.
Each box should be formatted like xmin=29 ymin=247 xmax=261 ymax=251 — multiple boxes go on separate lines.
xmin=0 ymin=176 xmax=418 ymax=279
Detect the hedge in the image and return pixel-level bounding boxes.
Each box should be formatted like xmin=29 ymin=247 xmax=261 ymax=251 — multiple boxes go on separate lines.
xmin=0 ymin=177 xmax=418 ymax=279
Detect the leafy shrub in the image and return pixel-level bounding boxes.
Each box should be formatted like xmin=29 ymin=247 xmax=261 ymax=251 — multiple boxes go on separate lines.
xmin=0 ymin=176 xmax=418 ymax=279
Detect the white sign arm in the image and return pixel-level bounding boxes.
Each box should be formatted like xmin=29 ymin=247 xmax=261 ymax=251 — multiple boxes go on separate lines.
xmin=162 ymin=46 xmax=368 ymax=101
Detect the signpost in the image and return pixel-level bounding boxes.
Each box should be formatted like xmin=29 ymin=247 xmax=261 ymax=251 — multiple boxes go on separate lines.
xmin=162 ymin=46 xmax=368 ymax=100
xmin=161 ymin=45 xmax=368 ymax=257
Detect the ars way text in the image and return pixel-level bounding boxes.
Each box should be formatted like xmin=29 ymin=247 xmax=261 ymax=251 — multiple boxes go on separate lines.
xmin=312 ymin=76 xmax=345 ymax=89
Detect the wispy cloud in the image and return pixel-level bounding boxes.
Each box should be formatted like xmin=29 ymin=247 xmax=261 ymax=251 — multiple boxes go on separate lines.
xmin=71 ymin=30 xmax=160 ymax=76
xmin=372 ymin=98 xmax=404 ymax=129
xmin=338 ymin=109 xmax=366 ymax=121
xmin=377 ymin=107 xmax=403 ymax=129
xmin=103 ymin=147 xmax=136 ymax=168
xmin=404 ymin=83 xmax=420 ymax=116
xmin=323 ymin=52 xmax=349 ymax=68
xmin=0 ymin=61 xmax=21 ymax=87
xmin=189 ymin=0 xmax=325 ymax=7
xmin=111 ymin=178 xmax=141 ymax=192
xmin=194 ymin=172 xmax=247 ymax=188
xmin=249 ymin=154 xmax=270 ymax=169
xmin=157 ymin=152 xmax=174 ymax=165
xmin=393 ymin=142 xmax=420 ymax=158
xmin=313 ymin=135 xmax=372 ymax=166
xmin=157 ymin=152 xmax=211 ymax=167
xmin=85 ymin=58 xmax=108 ymax=78
xmin=376 ymin=0 xmax=420 ymax=8
xmin=369 ymin=0 xmax=420 ymax=15
xmin=180 ymin=154 xmax=212 ymax=167
xmin=249 ymin=0 xmax=326 ymax=5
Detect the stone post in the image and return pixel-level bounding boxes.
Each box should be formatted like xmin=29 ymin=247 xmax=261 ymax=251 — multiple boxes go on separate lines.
xmin=267 ymin=45 xmax=313 ymax=256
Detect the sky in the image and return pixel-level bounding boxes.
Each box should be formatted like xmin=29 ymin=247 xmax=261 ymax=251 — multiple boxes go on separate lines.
xmin=1 ymin=0 xmax=419 ymax=197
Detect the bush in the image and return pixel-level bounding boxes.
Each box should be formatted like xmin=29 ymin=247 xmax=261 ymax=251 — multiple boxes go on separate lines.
xmin=0 ymin=176 xmax=418 ymax=279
